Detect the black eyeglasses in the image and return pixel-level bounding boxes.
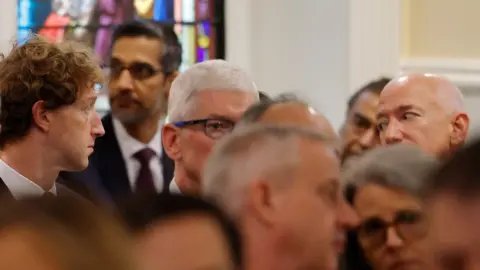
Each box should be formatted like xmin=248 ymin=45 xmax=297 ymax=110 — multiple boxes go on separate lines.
xmin=109 ymin=61 xmax=164 ymax=81
xmin=172 ymin=118 xmax=235 ymax=140
xmin=357 ymin=209 xmax=428 ymax=249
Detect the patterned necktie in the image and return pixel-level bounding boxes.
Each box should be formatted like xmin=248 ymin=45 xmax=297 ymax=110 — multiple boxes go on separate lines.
xmin=133 ymin=148 xmax=157 ymax=194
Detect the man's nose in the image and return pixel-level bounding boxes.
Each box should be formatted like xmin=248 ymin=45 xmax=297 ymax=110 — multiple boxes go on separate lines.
xmin=385 ymin=227 xmax=404 ymax=249
xmin=337 ymin=198 xmax=360 ymax=230
xmin=114 ymin=69 xmax=135 ymax=91
xmin=359 ymin=128 xmax=378 ymax=149
xmin=91 ymin=111 xmax=105 ymax=138
xmin=383 ymin=121 xmax=403 ymax=145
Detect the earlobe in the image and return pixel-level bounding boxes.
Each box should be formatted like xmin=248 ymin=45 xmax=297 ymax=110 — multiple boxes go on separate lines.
xmin=162 ymin=123 xmax=182 ymax=160
xmin=31 ymin=100 xmax=51 ymax=132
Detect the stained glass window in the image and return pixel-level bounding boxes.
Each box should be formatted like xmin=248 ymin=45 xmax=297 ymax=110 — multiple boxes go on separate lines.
xmin=17 ymin=0 xmax=223 ymax=112
xmin=17 ymin=0 xmax=220 ymax=68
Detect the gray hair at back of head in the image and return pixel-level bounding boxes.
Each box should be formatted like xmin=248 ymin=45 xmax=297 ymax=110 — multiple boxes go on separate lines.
xmin=342 ymin=144 xmax=440 ymax=199
xmin=202 ymin=124 xmax=333 ymax=219
xmin=167 ymin=59 xmax=259 ymax=122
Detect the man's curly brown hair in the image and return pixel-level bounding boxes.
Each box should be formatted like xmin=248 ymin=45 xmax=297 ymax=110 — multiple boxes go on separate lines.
xmin=0 ymin=35 xmax=104 ymax=148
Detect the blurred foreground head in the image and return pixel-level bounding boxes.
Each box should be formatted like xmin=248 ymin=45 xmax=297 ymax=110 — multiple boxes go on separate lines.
xmin=120 ymin=193 xmax=241 ymax=270
xmin=0 ymin=196 xmax=134 ymax=270
xmin=343 ymin=144 xmax=439 ymax=270
xmin=203 ymin=124 xmax=358 ymax=270
xmin=424 ymin=138 xmax=480 ymax=270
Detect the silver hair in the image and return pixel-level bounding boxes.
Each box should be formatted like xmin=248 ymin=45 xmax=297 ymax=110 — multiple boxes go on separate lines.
xmin=167 ymin=59 xmax=259 ymax=122
xmin=342 ymin=144 xmax=440 ymax=199
xmin=202 ymin=124 xmax=333 ymax=218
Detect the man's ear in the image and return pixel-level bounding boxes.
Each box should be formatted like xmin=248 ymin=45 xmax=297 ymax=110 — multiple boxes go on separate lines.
xmin=450 ymin=112 xmax=470 ymax=145
xmin=164 ymin=72 xmax=179 ymax=100
xmin=31 ymin=100 xmax=52 ymax=132
xmin=162 ymin=123 xmax=182 ymax=160
xmin=245 ymin=180 xmax=283 ymax=227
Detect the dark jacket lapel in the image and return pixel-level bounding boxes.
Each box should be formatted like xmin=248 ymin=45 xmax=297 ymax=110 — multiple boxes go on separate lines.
xmin=95 ymin=114 xmax=131 ymax=199
xmin=0 ymin=177 xmax=13 ymax=199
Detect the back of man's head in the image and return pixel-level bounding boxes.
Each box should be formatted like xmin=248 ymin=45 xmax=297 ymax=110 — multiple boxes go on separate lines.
xmin=202 ymin=124 xmax=331 ymax=218
xmin=120 ymin=193 xmax=241 ymax=268
xmin=167 ymin=59 xmax=258 ymax=122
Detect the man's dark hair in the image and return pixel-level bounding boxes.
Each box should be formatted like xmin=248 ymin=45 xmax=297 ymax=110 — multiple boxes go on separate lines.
xmin=239 ymin=93 xmax=308 ymax=124
xmin=110 ymin=20 xmax=182 ymax=73
xmin=424 ymin=138 xmax=480 ymax=198
xmin=119 ymin=194 xmax=242 ymax=266
xmin=0 ymin=35 xmax=103 ymax=148
xmin=346 ymin=77 xmax=391 ymax=113
xmin=259 ymin=91 xmax=271 ymax=102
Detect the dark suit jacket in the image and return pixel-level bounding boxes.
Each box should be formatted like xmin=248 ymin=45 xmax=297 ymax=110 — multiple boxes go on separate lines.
xmin=59 ymin=114 xmax=174 ymax=205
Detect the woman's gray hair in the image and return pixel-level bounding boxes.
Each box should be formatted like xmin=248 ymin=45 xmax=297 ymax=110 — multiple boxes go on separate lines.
xmin=342 ymin=144 xmax=440 ymax=199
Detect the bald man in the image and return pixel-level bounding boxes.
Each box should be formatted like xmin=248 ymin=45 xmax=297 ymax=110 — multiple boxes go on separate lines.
xmin=376 ymin=73 xmax=469 ymax=158
xmin=238 ymin=94 xmax=338 ymax=139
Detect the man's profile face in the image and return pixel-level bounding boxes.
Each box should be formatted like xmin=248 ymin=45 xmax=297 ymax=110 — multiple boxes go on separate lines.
xmin=174 ymin=90 xmax=257 ymax=189
xmin=428 ymin=194 xmax=480 ymax=270
xmin=135 ymin=214 xmax=235 ymax=270
xmin=376 ymin=82 xmax=452 ymax=157
xmin=48 ymin=86 xmax=105 ymax=170
xmin=271 ymin=141 xmax=358 ymax=270
xmin=109 ymin=36 xmax=171 ymax=124
xmin=341 ymin=91 xmax=380 ymax=161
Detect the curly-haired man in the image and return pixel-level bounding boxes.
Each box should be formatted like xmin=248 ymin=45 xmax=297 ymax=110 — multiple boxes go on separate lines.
xmin=0 ymin=35 xmax=105 ymax=199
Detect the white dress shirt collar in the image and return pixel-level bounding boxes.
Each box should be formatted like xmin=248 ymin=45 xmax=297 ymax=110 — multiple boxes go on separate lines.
xmin=169 ymin=177 xmax=181 ymax=194
xmin=0 ymin=159 xmax=56 ymax=199
xmin=112 ymin=117 xmax=162 ymax=159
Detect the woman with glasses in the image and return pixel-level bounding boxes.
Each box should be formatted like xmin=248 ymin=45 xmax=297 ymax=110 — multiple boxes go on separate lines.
xmin=342 ymin=144 xmax=439 ymax=270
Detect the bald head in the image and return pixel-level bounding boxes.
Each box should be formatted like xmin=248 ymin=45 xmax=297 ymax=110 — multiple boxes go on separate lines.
xmin=238 ymin=95 xmax=337 ymax=139
xmin=383 ymin=73 xmax=464 ymax=113
xmin=377 ymin=73 xmax=469 ymax=158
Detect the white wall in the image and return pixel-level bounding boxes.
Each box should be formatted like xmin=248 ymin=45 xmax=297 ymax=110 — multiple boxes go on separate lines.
xmin=0 ymin=1 xmax=17 ymax=55
xmin=225 ymin=0 xmax=401 ymax=130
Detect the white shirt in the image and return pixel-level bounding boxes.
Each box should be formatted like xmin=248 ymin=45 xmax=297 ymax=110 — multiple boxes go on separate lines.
xmin=0 ymin=159 xmax=56 ymax=199
xmin=169 ymin=177 xmax=181 ymax=194
xmin=113 ymin=117 xmax=164 ymax=192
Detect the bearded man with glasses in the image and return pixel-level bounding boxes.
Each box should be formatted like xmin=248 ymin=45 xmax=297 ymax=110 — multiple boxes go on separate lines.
xmin=342 ymin=144 xmax=438 ymax=270
xmin=163 ymin=59 xmax=259 ymax=195
xmin=60 ymin=20 xmax=182 ymax=205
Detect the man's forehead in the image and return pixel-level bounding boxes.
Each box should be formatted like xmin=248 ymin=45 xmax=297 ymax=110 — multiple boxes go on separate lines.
xmin=352 ymin=92 xmax=380 ymax=114
xmin=190 ymin=89 xmax=257 ymax=118
xmin=111 ymin=37 xmax=163 ymax=66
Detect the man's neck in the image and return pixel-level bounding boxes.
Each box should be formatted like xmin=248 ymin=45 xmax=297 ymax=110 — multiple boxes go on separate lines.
xmin=173 ymin=166 xmax=201 ymax=195
xmin=122 ymin=113 xmax=164 ymax=144
xmin=0 ymin=141 xmax=59 ymax=191
xmin=243 ymin=220 xmax=303 ymax=270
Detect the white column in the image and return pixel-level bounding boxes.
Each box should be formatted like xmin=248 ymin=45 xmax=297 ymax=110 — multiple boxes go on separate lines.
xmin=0 ymin=1 xmax=17 ymax=55
xmin=226 ymin=0 xmax=401 ymax=130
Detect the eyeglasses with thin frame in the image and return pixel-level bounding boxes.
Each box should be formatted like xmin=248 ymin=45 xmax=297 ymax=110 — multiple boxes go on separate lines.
xmin=108 ymin=60 xmax=164 ymax=81
xmin=172 ymin=118 xmax=235 ymax=140
xmin=357 ymin=209 xmax=428 ymax=249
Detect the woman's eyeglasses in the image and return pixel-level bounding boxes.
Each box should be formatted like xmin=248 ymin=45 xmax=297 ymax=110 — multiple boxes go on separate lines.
xmin=357 ymin=209 xmax=428 ymax=249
